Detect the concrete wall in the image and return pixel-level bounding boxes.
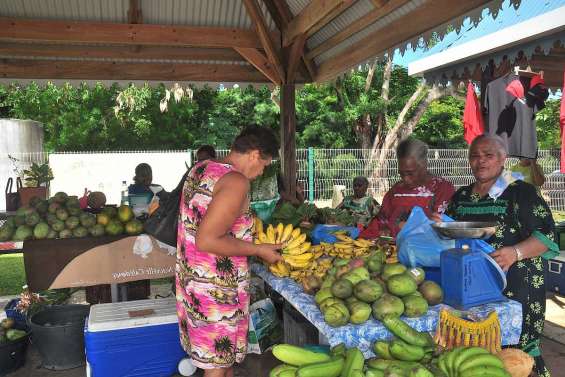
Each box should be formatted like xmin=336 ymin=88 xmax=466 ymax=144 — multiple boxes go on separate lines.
xmin=0 ymin=119 xmax=44 ymax=211
xmin=49 ymin=152 xmax=192 ymax=205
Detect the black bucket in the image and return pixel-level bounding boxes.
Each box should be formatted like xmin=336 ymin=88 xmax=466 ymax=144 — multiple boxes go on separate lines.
xmin=29 ymin=304 xmax=89 ymax=370
xmin=0 ymin=331 xmax=30 ymax=376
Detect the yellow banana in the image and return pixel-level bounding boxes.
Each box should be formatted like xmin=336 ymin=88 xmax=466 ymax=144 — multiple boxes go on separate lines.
xmin=280 ymin=223 xmax=294 ymax=243
xmin=258 ymin=232 xmax=268 ymax=244
xmin=334 ymin=242 xmax=354 ymax=250
xmin=266 ymin=224 xmax=275 ymax=244
xmin=254 ymin=217 xmax=264 ymax=236
xmin=284 ymin=246 xmax=306 ymax=256
xmin=353 ymin=238 xmax=372 ymax=248
xmin=335 ymin=234 xmax=354 ymax=243
xmin=289 ymin=228 xmax=301 ymax=241
xmin=286 ymin=233 xmax=307 ymax=249
xmin=283 ymin=252 xmax=314 ymax=262
xmin=275 ymin=223 xmax=284 ymax=243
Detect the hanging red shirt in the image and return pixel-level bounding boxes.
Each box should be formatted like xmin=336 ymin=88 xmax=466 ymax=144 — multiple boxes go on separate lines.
xmin=463 ymin=81 xmax=485 ymax=145
xmin=559 ymin=72 xmax=565 ymax=173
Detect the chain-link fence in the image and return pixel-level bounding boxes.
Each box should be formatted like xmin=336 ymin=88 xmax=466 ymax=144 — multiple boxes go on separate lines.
xmin=2 ymin=148 xmax=564 ymax=212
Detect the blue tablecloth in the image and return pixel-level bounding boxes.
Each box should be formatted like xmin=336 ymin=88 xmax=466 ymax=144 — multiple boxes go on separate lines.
xmin=252 ymin=264 xmax=522 ymax=358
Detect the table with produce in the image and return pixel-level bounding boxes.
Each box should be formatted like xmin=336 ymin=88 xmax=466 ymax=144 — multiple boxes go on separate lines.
xmin=0 ymin=191 xmax=175 ymax=292
xmin=255 ymin=203 xmax=528 ymax=377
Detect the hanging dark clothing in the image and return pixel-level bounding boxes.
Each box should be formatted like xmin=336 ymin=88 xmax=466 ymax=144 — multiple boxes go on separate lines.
xmin=446 ymin=179 xmax=558 ymax=377
xmin=484 ymin=74 xmax=546 ymax=159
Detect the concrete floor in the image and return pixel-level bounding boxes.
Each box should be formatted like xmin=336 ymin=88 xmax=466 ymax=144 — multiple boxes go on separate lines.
xmin=2 ymin=288 xmax=565 ymax=377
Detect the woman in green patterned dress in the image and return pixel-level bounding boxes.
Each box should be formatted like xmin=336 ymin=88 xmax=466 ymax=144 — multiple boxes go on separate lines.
xmin=444 ymin=135 xmax=558 ymax=377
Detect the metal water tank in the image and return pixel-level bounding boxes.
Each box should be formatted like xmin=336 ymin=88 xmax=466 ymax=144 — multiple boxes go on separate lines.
xmin=0 ymin=119 xmax=44 ymax=211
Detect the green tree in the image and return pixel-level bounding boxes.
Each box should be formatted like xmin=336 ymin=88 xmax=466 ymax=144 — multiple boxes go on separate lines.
xmin=414 ymin=95 xmax=466 ymax=148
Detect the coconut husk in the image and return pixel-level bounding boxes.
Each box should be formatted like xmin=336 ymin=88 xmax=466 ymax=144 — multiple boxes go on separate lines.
xmin=496 ymin=348 xmax=534 ymax=377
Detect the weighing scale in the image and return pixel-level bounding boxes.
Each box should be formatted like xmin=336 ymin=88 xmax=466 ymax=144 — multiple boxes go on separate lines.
xmin=432 ymin=222 xmax=507 ymax=309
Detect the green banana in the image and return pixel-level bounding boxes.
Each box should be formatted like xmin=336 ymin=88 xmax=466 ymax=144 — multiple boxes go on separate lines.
xmin=446 ymin=347 xmax=465 ymax=376
xmin=373 ymin=341 xmax=394 ymax=360
xmin=389 ymin=339 xmax=426 ymax=362
xmin=458 ymin=354 xmax=505 ymax=373
xmin=452 ymin=347 xmax=490 ymax=371
xmin=365 ymin=368 xmax=385 ymax=377
xmin=458 ymin=365 xmax=510 ymax=377
xmin=349 ymin=370 xmax=365 ymax=377
xmin=340 ymin=348 xmax=364 ymax=377
xmin=384 ymin=365 xmax=409 ymax=376
xmin=366 ymin=358 xmax=420 ymax=371
xmin=437 ymin=352 xmax=449 ymax=376
xmin=272 ymin=344 xmax=331 ymax=367
xmin=381 ymin=315 xmax=433 ymax=347
xmin=331 ymin=343 xmax=347 ymax=357
xmin=270 ymin=364 xmax=298 ymax=377
xmin=408 ymin=365 xmax=434 ymax=377
xmin=296 ymin=356 xmax=344 ymax=377
xmin=279 ymin=369 xmax=297 ymax=377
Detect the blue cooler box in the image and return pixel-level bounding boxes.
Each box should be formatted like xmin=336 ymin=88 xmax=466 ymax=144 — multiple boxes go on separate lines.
xmin=546 ymin=252 xmax=565 ymax=295
xmin=85 ymin=298 xmax=186 ymax=377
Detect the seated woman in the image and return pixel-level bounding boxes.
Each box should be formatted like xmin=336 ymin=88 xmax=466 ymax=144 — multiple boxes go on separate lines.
xmin=337 ymin=176 xmax=379 ymax=227
xmin=128 ymin=163 xmax=157 ymax=196
xmin=360 ymin=138 xmax=454 ymax=238
xmin=445 ymin=135 xmax=558 ymax=377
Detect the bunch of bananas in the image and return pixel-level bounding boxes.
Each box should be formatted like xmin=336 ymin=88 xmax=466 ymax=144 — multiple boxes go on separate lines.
xmin=325 ymin=233 xmax=374 ymax=259
xmin=254 ymin=218 xmax=315 ymax=277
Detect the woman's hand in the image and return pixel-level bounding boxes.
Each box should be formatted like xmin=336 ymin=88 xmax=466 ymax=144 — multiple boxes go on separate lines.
xmin=491 ymin=246 xmax=518 ymax=271
xmin=429 ymin=212 xmax=442 ymax=223
xmin=256 ymin=243 xmax=283 ymax=264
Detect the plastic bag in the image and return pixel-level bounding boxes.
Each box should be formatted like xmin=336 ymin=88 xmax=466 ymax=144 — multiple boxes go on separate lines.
xmin=247 ymin=298 xmax=282 ymax=354
xmin=397 ymin=207 xmax=455 ymax=268
xmin=310 ymin=224 xmax=360 ymax=245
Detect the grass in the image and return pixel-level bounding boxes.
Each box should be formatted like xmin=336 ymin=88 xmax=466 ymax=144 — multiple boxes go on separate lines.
xmin=0 ymin=253 xmax=26 ymax=296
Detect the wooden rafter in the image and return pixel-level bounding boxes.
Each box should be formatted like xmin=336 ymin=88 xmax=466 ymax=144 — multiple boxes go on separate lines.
xmin=315 ymin=0 xmax=492 ymax=82
xmin=242 ymin=0 xmax=285 ymax=84
xmin=263 ymin=0 xmax=317 ymax=81
xmin=0 ymin=43 xmax=244 ymax=62
xmin=0 ymin=59 xmax=269 ymax=82
xmin=306 ymin=0 xmax=410 ymax=60
xmin=0 ymin=17 xmax=274 ymax=49
xmin=286 ymin=34 xmax=307 ymax=84
xmin=283 ymin=0 xmax=355 ymax=47
xmin=234 ymin=47 xmax=281 ymax=85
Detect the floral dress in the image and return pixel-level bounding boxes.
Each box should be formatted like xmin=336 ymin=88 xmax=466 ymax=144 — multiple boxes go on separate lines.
xmin=446 ymin=178 xmax=558 ymax=377
xmin=176 ymin=160 xmax=253 ymax=369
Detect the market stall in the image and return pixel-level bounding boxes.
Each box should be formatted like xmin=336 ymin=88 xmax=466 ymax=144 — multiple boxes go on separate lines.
xmin=252 ymin=263 xmax=522 ymax=357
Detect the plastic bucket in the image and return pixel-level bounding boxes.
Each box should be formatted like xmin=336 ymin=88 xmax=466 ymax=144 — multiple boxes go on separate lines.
xmin=29 ymin=304 xmax=89 ymax=370
xmin=0 ymin=331 xmax=30 ymax=376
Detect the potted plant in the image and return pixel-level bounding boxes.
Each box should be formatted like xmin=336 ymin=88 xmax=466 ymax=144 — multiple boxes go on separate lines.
xmin=19 ymin=162 xmax=54 ymax=206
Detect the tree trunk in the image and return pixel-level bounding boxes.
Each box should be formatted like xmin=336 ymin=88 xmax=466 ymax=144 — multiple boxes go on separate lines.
xmin=355 ymin=60 xmax=378 ymax=151
xmin=372 ymin=54 xmax=392 ymax=153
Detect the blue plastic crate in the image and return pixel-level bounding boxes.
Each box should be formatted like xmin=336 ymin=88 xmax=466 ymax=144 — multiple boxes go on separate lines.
xmin=4 ymin=299 xmax=27 ymax=329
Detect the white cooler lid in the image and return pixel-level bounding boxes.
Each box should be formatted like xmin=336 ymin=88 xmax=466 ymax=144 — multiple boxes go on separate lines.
xmin=88 ymin=297 xmax=178 ymax=332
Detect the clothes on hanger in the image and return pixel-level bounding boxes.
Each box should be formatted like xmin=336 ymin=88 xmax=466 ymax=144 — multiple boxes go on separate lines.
xmin=559 ymin=72 xmax=565 ymax=173
xmin=463 ymin=81 xmax=485 ymax=144
xmin=484 ymin=72 xmax=547 ymax=159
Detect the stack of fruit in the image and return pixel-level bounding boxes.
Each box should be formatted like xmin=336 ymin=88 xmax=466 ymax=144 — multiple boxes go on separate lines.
xmin=314 ymin=253 xmax=444 ymax=327
xmin=0 ymin=192 xmax=143 ymax=242
xmin=323 ymin=233 xmax=375 ymax=259
xmin=254 ymin=219 xmax=315 ymax=278
xmin=435 ymin=347 xmax=510 ymax=377
xmin=0 ymin=318 xmax=27 ymax=344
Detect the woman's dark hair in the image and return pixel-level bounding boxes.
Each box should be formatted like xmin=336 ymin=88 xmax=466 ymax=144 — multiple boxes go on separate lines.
xmin=196 ymin=145 xmax=217 ymax=160
xmin=231 ymin=125 xmax=279 ymax=159
xmin=134 ymin=163 xmax=152 ymax=186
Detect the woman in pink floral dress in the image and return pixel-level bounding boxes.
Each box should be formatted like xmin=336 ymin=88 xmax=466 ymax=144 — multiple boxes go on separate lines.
xmin=176 ymin=126 xmax=281 ymax=377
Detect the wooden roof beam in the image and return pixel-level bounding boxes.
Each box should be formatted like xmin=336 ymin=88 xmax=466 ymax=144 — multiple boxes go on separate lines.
xmin=0 ymin=43 xmax=244 ymax=62
xmin=0 ymin=58 xmax=270 ymax=82
xmin=0 ymin=17 xmax=274 ymax=49
xmin=286 ymin=33 xmax=307 ymax=84
xmin=315 ymin=0 xmax=492 ymax=82
xmin=283 ymin=0 xmax=355 ymax=48
xmin=306 ymin=0 xmax=410 ymax=60
xmin=234 ymin=47 xmax=282 ymax=85
xmin=243 ymin=0 xmax=285 ymax=84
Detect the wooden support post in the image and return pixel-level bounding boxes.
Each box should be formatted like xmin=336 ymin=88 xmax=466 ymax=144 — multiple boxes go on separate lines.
xmin=280 ymin=83 xmax=297 ymax=200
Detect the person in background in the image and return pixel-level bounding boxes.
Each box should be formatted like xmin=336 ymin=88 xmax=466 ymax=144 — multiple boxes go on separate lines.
xmin=277 ymin=175 xmax=305 ymax=206
xmin=510 ymin=157 xmax=545 ymax=188
xmin=444 ymin=134 xmax=557 ymax=377
xmin=360 ymin=138 xmax=454 ymax=238
xmin=196 ymin=145 xmax=217 ymax=163
xmin=337 ymin=176 xmax=379 ymax=227
xmin=128 ymin=162 xmax=158 ymax=195
xmin=176 ymin=126 xmax=282 ymax=377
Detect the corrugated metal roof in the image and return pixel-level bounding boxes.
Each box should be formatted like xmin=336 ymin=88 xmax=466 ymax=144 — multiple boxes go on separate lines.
xmin=0 ymin=0 xmax=276 ymax=29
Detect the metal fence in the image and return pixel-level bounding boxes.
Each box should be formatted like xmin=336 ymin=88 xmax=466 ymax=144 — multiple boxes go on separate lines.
xmin=3 ymin=148 xmax=565 ymax=212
